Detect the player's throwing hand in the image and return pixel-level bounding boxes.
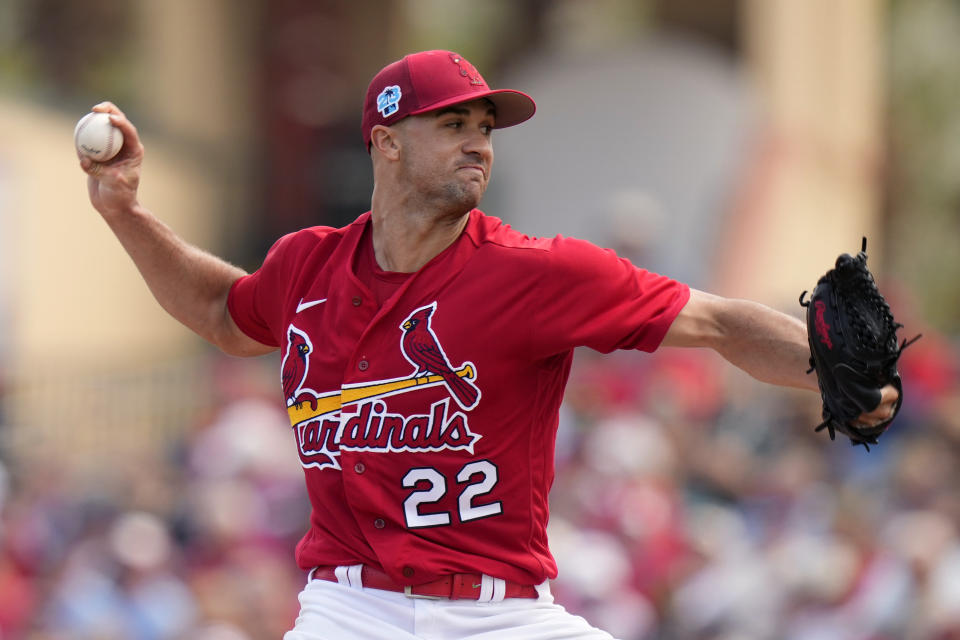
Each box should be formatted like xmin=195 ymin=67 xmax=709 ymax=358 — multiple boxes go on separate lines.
xmin=77 ymin=102 xmax=144 ymax=218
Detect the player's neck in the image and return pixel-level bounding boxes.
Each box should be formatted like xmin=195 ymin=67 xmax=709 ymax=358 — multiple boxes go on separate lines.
xmin=368 ymin=205 xmax=470 ymax=273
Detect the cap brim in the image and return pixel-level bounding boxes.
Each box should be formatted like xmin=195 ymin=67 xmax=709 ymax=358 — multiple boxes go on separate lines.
xmin=409 ymin=89 xmax=536 ymax=129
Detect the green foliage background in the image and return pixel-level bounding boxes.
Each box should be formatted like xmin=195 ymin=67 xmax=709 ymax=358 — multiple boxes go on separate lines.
xmin=888 ymin=0 xmax=960 ymax=333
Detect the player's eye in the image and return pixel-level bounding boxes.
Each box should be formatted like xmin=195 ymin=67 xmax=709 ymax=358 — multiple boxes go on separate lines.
xmin=480 ymin=124 xmax=493 ymax=135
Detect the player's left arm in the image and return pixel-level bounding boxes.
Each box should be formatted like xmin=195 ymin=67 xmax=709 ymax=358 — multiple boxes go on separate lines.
xmin=662 ymin=288 xmax=898 ymax=425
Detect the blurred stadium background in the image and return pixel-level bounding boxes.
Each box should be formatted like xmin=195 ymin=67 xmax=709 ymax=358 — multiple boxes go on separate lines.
xmin=0 ymin=0 xmax=959 ymax=638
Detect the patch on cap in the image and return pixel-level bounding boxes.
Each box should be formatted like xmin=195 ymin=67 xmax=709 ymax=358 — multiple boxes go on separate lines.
xmin=377 ymin=85 xmax=403 ymax=118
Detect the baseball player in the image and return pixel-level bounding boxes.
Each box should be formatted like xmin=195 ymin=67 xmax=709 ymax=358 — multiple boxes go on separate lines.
xmin=78 ymin=50 xmax=900 ymax=639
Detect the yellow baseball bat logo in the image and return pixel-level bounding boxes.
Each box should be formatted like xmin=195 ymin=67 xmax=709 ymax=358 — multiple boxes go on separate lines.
xmin=287 ymin=364 xmax=476 ymax=426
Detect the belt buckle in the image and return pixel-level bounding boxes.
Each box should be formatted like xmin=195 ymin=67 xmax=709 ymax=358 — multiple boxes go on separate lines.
xmin=403 ymin=585 xmax=446 ymax=600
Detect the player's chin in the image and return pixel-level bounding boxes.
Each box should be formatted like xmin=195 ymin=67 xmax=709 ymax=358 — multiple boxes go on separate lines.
xmin=464 ymin=176 xmax=489 ymax=204
xmin=443 ymin=182 xmax=485 ymax=211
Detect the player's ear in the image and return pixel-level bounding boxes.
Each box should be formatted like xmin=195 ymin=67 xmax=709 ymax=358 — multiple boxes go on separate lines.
xmin=370 ymin=125 xmax=401 ymax=160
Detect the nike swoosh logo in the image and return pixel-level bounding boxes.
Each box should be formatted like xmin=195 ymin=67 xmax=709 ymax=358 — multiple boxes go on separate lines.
xmin=296 ymin=297 xmax=327 ymax=313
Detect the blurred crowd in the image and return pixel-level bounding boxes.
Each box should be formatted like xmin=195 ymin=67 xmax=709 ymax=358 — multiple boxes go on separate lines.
xmin=0 ymin=322 xmax=957 ymax=639
xmin=550 ymin=325 xmax=960 ymax=640
xmin=0 ymin=359 xmax=310 ymax=639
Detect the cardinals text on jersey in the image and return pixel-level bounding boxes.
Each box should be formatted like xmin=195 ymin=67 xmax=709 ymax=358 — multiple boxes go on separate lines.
xmin=282 ymin=302 xmax=482 ymax=471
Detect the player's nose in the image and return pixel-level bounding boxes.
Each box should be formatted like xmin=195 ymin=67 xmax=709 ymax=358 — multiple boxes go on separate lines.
xmin=463 ymin=127 xmax=493 ymax=153
xmin=461 ymin=132 xmax=492 ymax=166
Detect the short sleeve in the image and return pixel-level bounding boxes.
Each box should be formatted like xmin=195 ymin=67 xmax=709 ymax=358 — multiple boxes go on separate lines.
xmin=532 ymin=236 xmax=690 ymax=355
xmin=227 ymin=232 xmax=304 ymax=348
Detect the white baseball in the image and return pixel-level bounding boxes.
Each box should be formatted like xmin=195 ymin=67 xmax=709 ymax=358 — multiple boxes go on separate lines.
xmin=74 ymin=112 xmax=124 ymax=162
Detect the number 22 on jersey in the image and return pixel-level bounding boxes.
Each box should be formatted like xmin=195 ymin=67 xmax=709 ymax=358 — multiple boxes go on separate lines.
xmin=402 ymin=459 xmax=502 ymax=528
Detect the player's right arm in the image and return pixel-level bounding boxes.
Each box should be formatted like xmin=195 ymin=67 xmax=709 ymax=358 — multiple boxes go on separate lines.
xmin=77 ymin=102 xmax=276 ymax=358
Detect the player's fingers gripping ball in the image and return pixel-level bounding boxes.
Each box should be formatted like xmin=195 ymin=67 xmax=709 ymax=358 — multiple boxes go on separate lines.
xmin=74 ymin=112 xmax=124 ymax=162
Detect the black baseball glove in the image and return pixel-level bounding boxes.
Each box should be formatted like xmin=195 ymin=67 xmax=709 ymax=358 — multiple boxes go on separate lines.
xmin=799 ymin=238 xmax=920 ymax=449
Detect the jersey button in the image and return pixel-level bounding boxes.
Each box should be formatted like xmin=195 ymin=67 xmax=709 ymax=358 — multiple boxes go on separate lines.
xmin=352 ymin=296 xmax=362 ymax=306
xmin=358 ymin=360 xmax=369 ymax=371
xmin=354 ymin=462 xmax=366 ymax=474
xmin=374 ymin=518 xmax=386 ymax=529
xmin=402 ymin=566 xmax=415 ymax=578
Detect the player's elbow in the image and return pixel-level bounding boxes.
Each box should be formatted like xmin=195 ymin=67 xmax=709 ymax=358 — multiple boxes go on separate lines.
xmin=214 ymin=330 xmax=277 ymax=357
xmin=203 ymin=306 xmax=277 ymax=357
xmin=661 ymin=288 xmax=727 ymax=349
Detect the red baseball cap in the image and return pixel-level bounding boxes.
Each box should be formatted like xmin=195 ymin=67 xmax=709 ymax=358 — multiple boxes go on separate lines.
xmin=362 ymin=50 xmax=536 ymax=149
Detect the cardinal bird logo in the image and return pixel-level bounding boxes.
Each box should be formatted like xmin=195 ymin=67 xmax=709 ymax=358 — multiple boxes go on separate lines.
xmin=400 ymin=302 xmax=480 ymax=410
xmin=281 ymin=327 xmax=316 ymax=409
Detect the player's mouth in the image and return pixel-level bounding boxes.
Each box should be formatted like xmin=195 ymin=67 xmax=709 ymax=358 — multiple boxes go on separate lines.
xmin=457 ymin=164 xmax=486 ymax=179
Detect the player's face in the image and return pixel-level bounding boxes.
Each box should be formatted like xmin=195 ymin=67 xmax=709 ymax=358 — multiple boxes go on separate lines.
xmin=395 ymin=99 xmax=495 ymax=216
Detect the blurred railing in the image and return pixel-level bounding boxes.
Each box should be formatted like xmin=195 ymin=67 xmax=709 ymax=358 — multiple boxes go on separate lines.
xmin=1 ymin=356 xmax=214 ymax=476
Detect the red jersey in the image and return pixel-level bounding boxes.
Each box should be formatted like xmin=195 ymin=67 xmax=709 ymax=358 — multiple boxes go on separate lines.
xmin=227 ymin=209 xmax=690 ymax=586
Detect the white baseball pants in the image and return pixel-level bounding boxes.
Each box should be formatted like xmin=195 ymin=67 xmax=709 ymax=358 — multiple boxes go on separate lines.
xmin=283 ymin=566 xmax=619 ymax=639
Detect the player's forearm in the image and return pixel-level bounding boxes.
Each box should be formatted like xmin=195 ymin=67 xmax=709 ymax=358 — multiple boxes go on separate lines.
xmin=664 ymin=290 xmax=817 ymax=391
xmin=101 ymin=202 xmax=252 ymax=352
xmin=708 ymin=298 xmax=818 ymax=391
